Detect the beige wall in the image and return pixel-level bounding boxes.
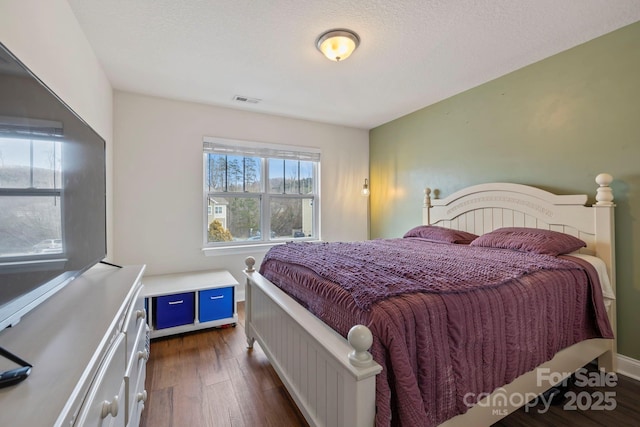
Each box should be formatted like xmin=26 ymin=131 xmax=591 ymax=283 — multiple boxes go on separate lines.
xmin=370 ymin=22 xmax=640 ymax=359
xmin=113 ymin=91 xmax=369 ymax=288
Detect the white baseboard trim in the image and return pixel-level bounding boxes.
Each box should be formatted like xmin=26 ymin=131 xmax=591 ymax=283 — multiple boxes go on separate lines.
xmin=617 ymin=354 xmax=640 ymax=381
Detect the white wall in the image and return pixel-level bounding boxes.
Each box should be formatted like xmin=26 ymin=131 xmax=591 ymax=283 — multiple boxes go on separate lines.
xmin=0 ymin=1 xmax=369 ymax=290
xmin=0 ymin=0 xmax=114 ymax=259
xmin=113 ymin=91 xmax=369 ymax=289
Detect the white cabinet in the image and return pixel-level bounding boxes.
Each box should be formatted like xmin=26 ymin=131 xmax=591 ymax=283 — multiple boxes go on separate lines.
xmin=123 ymin=284 xmax=149 ymax=427
xmin=0 ymin=264 xmax=148 ymax=427
xmin=75 ymin=333 xmax=127 ymax=427
xmin=142 ymin=270 xmax=238 ymax=339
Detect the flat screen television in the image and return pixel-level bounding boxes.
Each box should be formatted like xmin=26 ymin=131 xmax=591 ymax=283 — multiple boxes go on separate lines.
xmin=0 ymin=43 xmax=106 ymax=332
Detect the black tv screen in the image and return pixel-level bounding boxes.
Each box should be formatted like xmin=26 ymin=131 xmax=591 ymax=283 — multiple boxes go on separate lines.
xmin=0 ymin=43 xmax=106 ymax=331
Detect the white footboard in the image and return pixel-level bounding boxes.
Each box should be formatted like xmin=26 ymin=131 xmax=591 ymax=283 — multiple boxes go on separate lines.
xmin=244 ymin=257 xmax=382 ymax=427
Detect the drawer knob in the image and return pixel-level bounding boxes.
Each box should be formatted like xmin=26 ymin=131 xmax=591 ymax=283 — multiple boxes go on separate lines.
xmin=210 ymin=295 xmax=224 ymax=300
xmin=136 ymin=309 xmax=146 ymax=320
xmin=168 ymin=300 xmax=184 ymax=305
xmin=100 ymin=395 xmax=119 ymax=418
xmin=138 ymin=349 xmax=150 ymax=361
xmin=137 ymin=390 xmax=148 ymax=403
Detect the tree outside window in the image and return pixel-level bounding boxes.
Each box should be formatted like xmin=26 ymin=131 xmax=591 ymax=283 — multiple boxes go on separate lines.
xmin=203 ymin=139 xmax=319 ymax=246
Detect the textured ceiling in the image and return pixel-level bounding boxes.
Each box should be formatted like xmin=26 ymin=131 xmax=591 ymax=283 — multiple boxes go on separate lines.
xmin=67 ymin=0 xmax=640 ymax=129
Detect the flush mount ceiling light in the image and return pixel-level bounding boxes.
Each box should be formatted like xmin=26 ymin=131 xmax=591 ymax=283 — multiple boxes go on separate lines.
xmin=316 ymin=29 xmax=360 ymax=62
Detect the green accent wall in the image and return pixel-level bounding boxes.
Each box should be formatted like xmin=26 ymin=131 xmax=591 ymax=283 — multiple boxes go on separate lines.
xmin=369 ymin=22 xmax=640 ymax=360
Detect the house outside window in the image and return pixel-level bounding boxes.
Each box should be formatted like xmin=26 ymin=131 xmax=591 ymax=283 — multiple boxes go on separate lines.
xmin=203 ymin=137 xmax=320 ymax=247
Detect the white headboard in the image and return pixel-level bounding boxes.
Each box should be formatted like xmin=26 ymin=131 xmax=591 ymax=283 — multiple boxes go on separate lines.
xmin=423 ymin=174 xmax=616 ymax=292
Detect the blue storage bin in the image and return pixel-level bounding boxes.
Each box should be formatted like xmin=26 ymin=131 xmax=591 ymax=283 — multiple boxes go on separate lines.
xmin=153 ymin=292 xmax=195 ymax=329
xmin=199 ymin=287 xmax=234 ymax=322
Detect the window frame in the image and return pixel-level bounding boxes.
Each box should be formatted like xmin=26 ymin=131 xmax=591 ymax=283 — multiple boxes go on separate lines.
xmin=202 ymin=137 xmax=320 ymax=249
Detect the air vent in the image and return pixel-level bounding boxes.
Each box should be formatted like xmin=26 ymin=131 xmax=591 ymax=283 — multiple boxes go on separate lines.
xmin=233 ymin=95 xmax=261 ymax=104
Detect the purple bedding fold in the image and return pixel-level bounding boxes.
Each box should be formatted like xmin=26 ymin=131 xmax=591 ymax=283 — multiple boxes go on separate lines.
xmin=260 ymin=238 xmax=613 ymax=427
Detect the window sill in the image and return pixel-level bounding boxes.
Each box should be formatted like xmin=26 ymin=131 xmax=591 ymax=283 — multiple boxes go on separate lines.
xmin=202 ymin=242 xmax=280 ymax=256
xmin=202 ymin=240 xmax=320 ymax=256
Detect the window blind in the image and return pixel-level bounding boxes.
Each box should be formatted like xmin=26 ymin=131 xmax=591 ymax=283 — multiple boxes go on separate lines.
xmin=203 ymin=137 xmax=320 ymax=162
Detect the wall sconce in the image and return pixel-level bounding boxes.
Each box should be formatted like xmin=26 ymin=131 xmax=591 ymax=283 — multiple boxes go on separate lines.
xmin=361 ymin=178 xmax=370 ymax=196
xmin=316 ymin=29 xmax=360 ymax=62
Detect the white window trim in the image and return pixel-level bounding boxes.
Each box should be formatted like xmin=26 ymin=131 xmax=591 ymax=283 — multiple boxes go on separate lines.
xmin=201 ymin=239 xmax=323 ymax=256
xmin=202 ymin=136 xmax=321 ymax=250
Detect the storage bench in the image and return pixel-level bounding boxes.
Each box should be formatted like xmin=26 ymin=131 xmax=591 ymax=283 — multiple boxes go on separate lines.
xmin=142 ymin=270 xmax=238 ymax=338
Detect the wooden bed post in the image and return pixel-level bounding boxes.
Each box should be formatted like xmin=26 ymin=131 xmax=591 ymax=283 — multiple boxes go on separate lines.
xmin=424 ymin=187 xmax=432 ymax=225
xmin=593 ymin=173 xmax=617 ymax=372
xmin=347 ymin=325 xmax=374 ymax=367
xmin=244 ymin=256 xmax=256 ymax=349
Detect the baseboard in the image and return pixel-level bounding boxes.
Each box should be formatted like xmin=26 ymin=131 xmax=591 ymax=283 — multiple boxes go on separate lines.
xmin=617 ymin=354 xmax=640 ymax=381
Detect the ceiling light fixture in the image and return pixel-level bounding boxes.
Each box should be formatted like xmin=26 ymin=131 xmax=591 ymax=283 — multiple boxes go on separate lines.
xmin=316 ymin=29 xmax=360 ymax=62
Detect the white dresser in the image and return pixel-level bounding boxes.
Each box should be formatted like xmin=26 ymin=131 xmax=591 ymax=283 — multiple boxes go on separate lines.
xmin=0 ymin=264 xmax=148 ymax=427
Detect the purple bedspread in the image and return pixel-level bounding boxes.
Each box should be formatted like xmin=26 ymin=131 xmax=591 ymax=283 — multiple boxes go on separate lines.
xmin=260 ymin=238 xmax=613 ymax=427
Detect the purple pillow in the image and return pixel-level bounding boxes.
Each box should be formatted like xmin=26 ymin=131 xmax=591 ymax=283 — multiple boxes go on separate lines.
xmin=469 ymin=227 xmax=586 ymax=256
xmin=403 ymin=225 xmax=479 ymax=244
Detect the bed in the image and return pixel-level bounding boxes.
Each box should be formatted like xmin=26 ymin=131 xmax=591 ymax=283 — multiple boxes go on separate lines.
xmin=242 ymin=174 xmax=617 ymax=427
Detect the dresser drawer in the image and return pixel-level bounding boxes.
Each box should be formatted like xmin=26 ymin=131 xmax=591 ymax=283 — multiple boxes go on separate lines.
xmin=198 ymin=287 xmax=234 ymax=322
xmin=153 ymin=292 xmax=195 ymax=329
xmin=74 ymin=333 xmax=126 ymax=427
xmin=126 ymin=321 xmax=149 ymax=425
xmin=122 ymin=285 xmax=146 ymax=353
xmin=127 ymin=385 xmax=146 ymax=427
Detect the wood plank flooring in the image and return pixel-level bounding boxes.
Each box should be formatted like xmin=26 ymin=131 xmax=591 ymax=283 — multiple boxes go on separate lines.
xmin=140 ymin=302 xmax=308 ymax=427
xmin=140 ymin=302 xmax=640 ymax=426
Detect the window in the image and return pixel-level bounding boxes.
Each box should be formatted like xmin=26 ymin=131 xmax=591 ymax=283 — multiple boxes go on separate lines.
xmin=203 ymin=138 xmax=320 ymax=246
xmin=0 ymin=136 xmax=63 ymax=258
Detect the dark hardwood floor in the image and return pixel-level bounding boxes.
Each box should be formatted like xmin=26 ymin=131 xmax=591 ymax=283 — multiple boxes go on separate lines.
xmin=140 ymin=302 xmax=308 ymax=427
xmin=492 ymin=365 xmax=640 ymax=427
xmin=140 ymin=303 xmax=640 ymax=426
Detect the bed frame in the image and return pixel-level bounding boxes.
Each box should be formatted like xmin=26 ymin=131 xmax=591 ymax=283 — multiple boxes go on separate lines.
xmin=243 ymin=173 xmax=616 ymax=427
